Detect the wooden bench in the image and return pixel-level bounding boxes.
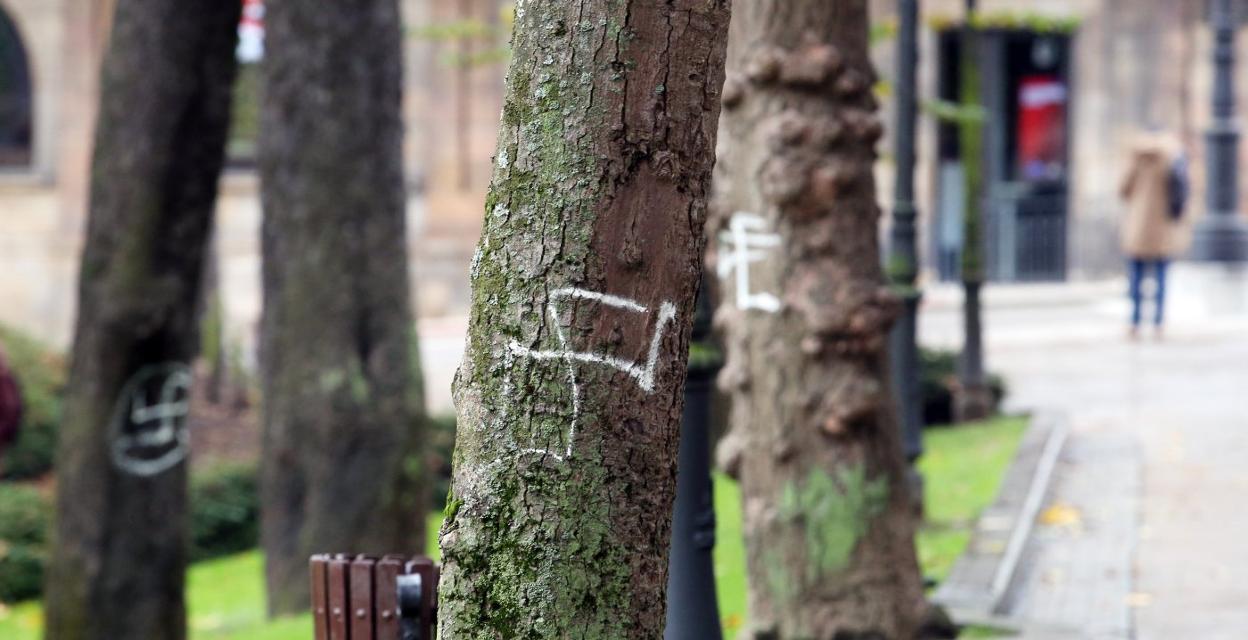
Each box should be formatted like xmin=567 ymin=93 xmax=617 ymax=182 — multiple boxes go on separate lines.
xmin=309 ymin=554 xmax=439 ymax=640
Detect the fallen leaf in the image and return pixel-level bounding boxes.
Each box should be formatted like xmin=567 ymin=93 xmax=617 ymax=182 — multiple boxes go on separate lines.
xmin=1039 ymin=502 xmax=1082 ymax=527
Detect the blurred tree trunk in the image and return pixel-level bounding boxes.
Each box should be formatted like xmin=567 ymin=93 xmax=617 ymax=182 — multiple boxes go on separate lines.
xmin=258 ymin=0 xmax=427 ymax=616
xmin=436 ymin=1 xmax=729 ymax=637
xmin=43 ymin=0 xmax=240 ymax=638
xmin=709 ymin=1 xmax=937 ymax=637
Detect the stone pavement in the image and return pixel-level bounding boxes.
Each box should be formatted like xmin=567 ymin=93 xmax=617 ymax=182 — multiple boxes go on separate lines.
xmin=920 ymin=276 xmax=1248 ymax=639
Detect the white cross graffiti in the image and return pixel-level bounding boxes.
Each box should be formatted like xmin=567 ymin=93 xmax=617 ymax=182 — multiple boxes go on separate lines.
xmin=717 ymin=212 xmax=782 ymax=312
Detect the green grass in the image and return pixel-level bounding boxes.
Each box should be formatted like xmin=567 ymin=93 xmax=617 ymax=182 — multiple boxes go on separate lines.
xmin=713 ymin=470 xmax=748 ymax=634
xmin=0 ymin=516 xmax=443 ymax=640
xmin=917 ymin=416 xmax=1028 ymax=583
xmin=0 ymin=416 xmax=1024 ymax=639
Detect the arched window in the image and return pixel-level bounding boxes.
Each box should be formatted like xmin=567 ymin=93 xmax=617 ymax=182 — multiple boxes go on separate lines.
xmin=0 ymin=6 xmax=31 ymax=168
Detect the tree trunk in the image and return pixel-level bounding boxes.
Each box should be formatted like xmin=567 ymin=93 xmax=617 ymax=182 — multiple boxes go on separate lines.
xmin=43 ymin=1 xmax=240 ymax=638
xmin=258 ymin=0 xmax=428 ymax=616
xmin=709 ymin=2 xmax=932 ymax=637
xmin=437 ymin=1 xmax=730 ymax=637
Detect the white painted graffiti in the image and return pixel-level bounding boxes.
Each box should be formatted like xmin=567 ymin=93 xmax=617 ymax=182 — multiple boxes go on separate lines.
xmin=500 ymin=287 xmax=677 ymax=462
xmin=717 ymin=212 xmax=782 ymax=312
xmin=109 ymin=363 xmax=192 ymax=477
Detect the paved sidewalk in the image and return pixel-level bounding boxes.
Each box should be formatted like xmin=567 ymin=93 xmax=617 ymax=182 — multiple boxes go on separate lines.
xmin=920 ymin=278 xmax=1248 ymax=638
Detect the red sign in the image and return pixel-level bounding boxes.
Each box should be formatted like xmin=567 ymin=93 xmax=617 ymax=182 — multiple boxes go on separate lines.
xmin=1017 ymin=75 xmax=1066 ymax=181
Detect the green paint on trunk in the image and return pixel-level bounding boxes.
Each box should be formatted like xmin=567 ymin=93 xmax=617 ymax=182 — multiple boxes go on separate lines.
xmin=778 ymin=465 xmax=890 ymax=579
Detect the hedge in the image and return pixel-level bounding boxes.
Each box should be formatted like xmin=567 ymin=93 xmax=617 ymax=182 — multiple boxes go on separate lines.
xmin=0 ymin=462 xmax=260 ymax=602
xmin=0 ymin=324 xmax=67 ymax=480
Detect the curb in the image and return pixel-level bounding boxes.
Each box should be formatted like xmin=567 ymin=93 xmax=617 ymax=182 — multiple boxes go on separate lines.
xmin=933 ymin=411 xmax=1070 ymax=620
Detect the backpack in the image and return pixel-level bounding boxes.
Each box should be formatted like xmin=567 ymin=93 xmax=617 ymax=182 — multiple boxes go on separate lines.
xmin=1167 ymin=156 xmax=1189 ymax=221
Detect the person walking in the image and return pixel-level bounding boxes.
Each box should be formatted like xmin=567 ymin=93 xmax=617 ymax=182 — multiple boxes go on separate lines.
xmin=1119 ymin=133 xmax=1186 ymax=339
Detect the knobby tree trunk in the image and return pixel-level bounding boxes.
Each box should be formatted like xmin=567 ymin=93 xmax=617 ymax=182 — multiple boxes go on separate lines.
xmin=437 ymin=1 xmax=730 ymax=637
xmin=44 ymin=1 xmax=240 ymax=638
xmin=710 ymin=2 xmax=935 ymax=637
xmin=258 ymin=0 xmax=427 ymax=616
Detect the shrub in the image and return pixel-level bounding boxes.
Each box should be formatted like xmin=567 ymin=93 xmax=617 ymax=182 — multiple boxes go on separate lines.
xmin=0 ymin=482 xmax=48 ymax=545
xmin=0 ymin=324 xmax=67 ymax=480
xmin=427 ymin=414 xmax=456 ymax=511
xmin=0 ymin=462 xmax=262 ymax=602
xmin=0 ymin=483 xmax=50 ymax=602
xmin=189 ymin=462 xmax=260 ymax=562
xmin=919 ymin=347 xmax=1007 ymax=426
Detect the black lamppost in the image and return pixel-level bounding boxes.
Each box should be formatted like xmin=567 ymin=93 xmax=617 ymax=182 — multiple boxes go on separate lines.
xmin=888 ymin=0 xmax=925 ymax=512
xmin=665 ymin=286 xmax=722 ymax=640
xmin=1191 ymin=0 xmax=1248 ymax=261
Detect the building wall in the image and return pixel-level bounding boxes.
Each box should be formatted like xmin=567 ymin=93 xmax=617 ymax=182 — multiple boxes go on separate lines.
xmin=4 ymin=0 xmax=1246 ymax=351
xmin=0 ymin=0 xmax=75 ymax=347
xmin=873 ymin=0 xmax=1235 ymax=282
xmin=0 ymin=0 xmax=508 ymax=353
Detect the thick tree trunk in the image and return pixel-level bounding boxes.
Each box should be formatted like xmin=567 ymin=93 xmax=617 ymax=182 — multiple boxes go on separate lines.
xmin=43 ymin=1 xmax=240 ymax=638
xmin=710 ymin=2 xmax=932 ymax=638
xmin=257 ymin=0 xmax=428 ymax=616
xmin=437 ymin=1 xmax=730 ymax=637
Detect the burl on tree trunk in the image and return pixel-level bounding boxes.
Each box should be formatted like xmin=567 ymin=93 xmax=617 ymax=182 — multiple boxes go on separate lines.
xmin=710 ymin=2 xmax=940 ymax=638
xmin=43 ymin=1 xmax=240 ymax=638
xmin=258 ymin=0 xmax=428 ymax=616
xmin=437 ymin=0 xmax=730 ymax=637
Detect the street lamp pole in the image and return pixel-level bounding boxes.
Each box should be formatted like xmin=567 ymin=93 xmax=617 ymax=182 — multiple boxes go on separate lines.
xmin=888 ymin=0 xmax=925 ymax=512
xmin=1191 ymin=0 xmax=1248 ymax=262
xmin=664 ymin=285 xmax=722 ymax=640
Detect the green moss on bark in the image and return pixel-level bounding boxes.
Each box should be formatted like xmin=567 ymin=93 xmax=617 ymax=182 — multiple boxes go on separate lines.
xmin=439 ymin=0 xmax=730 ymax=637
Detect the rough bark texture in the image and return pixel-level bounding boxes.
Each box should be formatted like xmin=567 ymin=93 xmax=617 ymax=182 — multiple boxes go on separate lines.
xmin=437 ymin=1 xmax=730 ymax=637
xmin=258 ymin=0 xmax=427 ymax=616
xmin=43 ymin=1 xmax=240 ymax=638
xmin=709 ymin=2 xmax=932 ymax=637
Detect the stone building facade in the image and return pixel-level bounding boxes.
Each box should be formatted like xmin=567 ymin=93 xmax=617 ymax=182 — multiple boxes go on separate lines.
xmin=0 ymin=0 xmax=507 ymax=354
xmin=0 ymin=0 xmax=1243 ymax=352
xmin=873 ymin=0 xmax=1232 ymax=281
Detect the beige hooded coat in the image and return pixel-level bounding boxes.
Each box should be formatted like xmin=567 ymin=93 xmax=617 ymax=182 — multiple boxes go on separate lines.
xmin=1119 ymin=142 xmax=1182 ymax=259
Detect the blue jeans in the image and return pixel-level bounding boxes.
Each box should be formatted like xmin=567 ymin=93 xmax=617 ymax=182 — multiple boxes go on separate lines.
xmin=1128 ymin=259 xmax=1168 ymax=327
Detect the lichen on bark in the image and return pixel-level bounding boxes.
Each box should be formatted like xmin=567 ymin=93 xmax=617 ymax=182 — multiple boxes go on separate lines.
xmin=439 ymin=1 xmax=731 ymax=638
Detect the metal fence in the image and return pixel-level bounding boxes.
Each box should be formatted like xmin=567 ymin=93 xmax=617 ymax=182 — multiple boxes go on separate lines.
xmin=986 ymin=183 xmax=1068 ymax=282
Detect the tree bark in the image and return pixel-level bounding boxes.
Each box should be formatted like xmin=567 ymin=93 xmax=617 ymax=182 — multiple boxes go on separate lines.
xmin=257 ymin=0 xmax=428 ymax=617
xmin=437 ymin=1 xmax=730 ymax=637
xmin=709 ymin=2 xmax=932 ymax=637
xmin=43 ymin=1 xmax=240 ymax=638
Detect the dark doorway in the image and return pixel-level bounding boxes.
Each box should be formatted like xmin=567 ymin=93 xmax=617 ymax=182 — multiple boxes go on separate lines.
xmin=933 ymin=28 xmax=1073 ymax=282
xmin=0 ymin=6 xmax=31 ymax=168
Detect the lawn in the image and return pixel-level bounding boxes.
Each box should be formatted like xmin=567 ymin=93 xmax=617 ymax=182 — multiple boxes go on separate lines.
xmin=0 ymin=416 xmax=1025 ymax=639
